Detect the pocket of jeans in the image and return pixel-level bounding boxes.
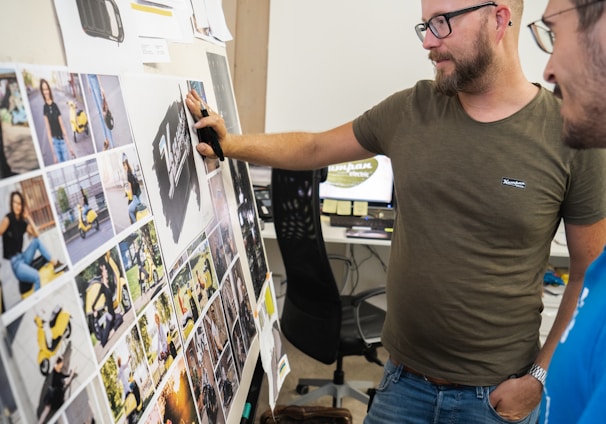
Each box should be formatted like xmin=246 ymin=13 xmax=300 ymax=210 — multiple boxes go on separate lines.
xmin=375 ymin=358 xmax=402 ymax=392
xmin=485 ymin=392 xmax=533 ymax=424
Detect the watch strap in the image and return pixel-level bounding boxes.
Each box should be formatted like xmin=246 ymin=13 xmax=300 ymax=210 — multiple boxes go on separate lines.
xmin=527 ymin=363 xmax=547 ymax=385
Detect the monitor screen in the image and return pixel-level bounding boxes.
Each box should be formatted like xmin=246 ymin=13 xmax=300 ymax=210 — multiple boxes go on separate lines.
xmin=319 ymin=156 xmax=395 ymax=208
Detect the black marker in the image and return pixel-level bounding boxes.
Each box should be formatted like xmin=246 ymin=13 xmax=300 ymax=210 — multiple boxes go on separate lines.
xmin=197 ymin=105 xmax=224 ymax=161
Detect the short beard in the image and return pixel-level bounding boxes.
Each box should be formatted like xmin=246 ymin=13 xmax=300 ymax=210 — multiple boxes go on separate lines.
xmin=432 ymin=32 xmax=493 ymax=97
xmin=563 ymin=31 xmax=606 ymax=149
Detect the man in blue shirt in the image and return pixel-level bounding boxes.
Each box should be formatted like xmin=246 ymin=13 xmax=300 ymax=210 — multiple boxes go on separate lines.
xmin=528 ymin=1 xmax=606 ymax=422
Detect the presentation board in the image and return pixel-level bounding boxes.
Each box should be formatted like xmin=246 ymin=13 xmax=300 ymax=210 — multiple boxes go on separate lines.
xmin=0 ymin=1 xmax=269 ymax=423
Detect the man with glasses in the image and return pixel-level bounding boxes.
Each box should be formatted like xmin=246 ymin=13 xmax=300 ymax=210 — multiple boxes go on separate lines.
xmin=528 ymin=1 xmax=606 ymax=423
xmin=188 ymin=1 xmax=606 ymax=422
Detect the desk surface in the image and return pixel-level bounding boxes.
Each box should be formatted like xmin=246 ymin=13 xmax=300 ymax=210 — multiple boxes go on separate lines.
xmin=261 ymin=217 xmax=570 ymax=258
xmin=261 ymin=216 xmax=391 ymax=247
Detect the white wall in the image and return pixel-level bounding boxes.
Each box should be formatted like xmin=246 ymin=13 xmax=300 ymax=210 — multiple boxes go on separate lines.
xmin=266 ymin=0 xmax=550 ymax=133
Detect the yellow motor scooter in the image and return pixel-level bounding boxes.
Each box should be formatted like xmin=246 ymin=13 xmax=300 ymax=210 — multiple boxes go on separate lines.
xmin=78 ymin=203 xmax=99 ymax=238
xmin=67 ymin=100 xmax=89 ymax=143
xmin=36 ymin=305 xmax=71 ymax=375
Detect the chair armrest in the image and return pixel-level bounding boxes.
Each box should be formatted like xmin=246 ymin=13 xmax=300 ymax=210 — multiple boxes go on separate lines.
xmin=351 ymin=287 xmax=386 ymax=306
xmin=350 ymin=287 xmax=386 ymax=346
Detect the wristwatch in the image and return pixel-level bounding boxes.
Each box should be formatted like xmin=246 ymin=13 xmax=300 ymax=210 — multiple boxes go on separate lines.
xmin=527 ymin=363 xmax=547 ymax=385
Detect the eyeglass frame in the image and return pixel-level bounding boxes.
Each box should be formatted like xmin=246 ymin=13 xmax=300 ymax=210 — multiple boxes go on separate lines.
xmin=527 ymin=0 xmax=606 ymax=54
xmin=415 ymin=1 xmax=498 ymax=42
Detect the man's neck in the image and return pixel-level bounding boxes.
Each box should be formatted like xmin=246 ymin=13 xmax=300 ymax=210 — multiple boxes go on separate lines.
xmin=457 ymin=73 xmax=539 ymax=123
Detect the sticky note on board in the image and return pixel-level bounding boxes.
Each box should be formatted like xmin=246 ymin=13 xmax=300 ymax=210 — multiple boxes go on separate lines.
xmin=336 ymin=201 xmax=352 ymax=215
xmin=353 ymin=201 xmax=368 ymax=217
xmin=322 ymin=199 xmax=338 ymax=214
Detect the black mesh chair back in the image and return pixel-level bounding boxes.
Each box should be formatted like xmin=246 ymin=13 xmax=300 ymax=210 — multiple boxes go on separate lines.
xmin=272 ymin=168 xmax=341 ymax=365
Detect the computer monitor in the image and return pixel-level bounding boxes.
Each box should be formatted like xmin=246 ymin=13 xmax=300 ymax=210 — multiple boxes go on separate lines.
xmin=319 ymin=155 xmax=395 ymax=209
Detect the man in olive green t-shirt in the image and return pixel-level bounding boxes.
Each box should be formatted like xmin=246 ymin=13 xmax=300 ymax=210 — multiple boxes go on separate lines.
xmin=187 ymin=1 xmax=606 ymax=423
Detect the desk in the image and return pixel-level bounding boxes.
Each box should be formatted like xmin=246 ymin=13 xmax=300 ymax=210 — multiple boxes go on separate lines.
xmin=260 ymin=217 xmax=391 ymax=296
xmin=260 ymin=216 xmax=391 ymax=247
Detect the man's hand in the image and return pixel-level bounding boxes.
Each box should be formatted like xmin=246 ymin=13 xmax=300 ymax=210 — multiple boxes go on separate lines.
xmin=185 ymin=89 xmax=203 ymax=121
xmin=489 ymin=374 xmax=543 ymax=420
xmin=185 ymin=89 xmax=227 ymax=160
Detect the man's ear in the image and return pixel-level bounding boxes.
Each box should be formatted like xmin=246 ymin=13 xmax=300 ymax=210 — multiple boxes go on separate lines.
xmin=495 ymin=5 xmax=512 ymax=40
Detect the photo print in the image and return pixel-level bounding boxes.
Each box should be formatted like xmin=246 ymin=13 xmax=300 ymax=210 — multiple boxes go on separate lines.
xmin=187 ymin=235 xmax=219 ymax=313
xmin=53 ymin=0 xmax=143 ymax=74
xmin=5 ymin=280 xmax=97 ymax=424
xmin=74 ymin=246 xmax=134 ymax=361
xmin=0 ymin=175 xmax=70 ymax=314
xmin=100 ymin=324 xmax=154 ymax=424
xmin=156 ymin=357 xmax=198 ymax=424
xmin=46 ymin=157 xmax=115 ymax=265
xmin=202 ymin=296 xmax=229 ymax=368
xmin=81 ymin=73 xmax=134 ymax=152
xmin=118 ymin=222 xmax=166 ymax=314
xmin=0 ymin=65 xmax=40 ymax=178
xmin=184 ymin=326 xmax=224 ymax=424
xmin=214 ymin=343 xmax=239 ymax=416
xmin=206 ymin=52 xmax=240 ymax=134
xmin=59 ymin=375 xmax=114 ymax=424
xmin=229 ymin=159 xmax=268 ymax=298
xmin=169 ymin=263 xmax=201 ymax=341
xmin=98 ymin=146 xmax=151 ymax=235
xmin=21 ymin=65 xmax=96 ymax=166
xmin=137 ymin=288 xmax=181 ymax=388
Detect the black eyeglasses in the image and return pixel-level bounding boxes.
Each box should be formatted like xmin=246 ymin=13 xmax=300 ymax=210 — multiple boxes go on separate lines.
xmin=415 ymin=2 xmax=498 ymax=42
xmin=528 ymin=0 xmax=605 ymax=54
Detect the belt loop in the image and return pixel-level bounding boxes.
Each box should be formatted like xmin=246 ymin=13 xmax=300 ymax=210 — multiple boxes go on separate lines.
xmin=476 ymin=386 xmax=484 ymax=399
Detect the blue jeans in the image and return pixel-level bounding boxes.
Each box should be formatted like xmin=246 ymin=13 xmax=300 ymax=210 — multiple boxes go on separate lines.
xmin=10 ymin=237 xmax=52 ymax=291
xmin=87 ymin=74 xmax=114 ymax=148
xmin=128 ymin=194 xmax=141 ymax=223
xmin=52 ymin=137 xmax=69 ymax=162
xmin=364 ymin=359 xmax=539 ymax=424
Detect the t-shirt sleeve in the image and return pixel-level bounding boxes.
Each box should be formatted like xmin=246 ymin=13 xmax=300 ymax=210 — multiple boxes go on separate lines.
xmin=561 ymin=148 xmax=606 ymax=225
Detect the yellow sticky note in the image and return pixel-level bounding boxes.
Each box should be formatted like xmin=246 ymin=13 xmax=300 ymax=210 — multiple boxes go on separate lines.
xmin=322 ymin=199 xmax=338 ymax=214
xmin=353 ymin=201 xmax=368 ymax=216
xmin=336 ymin=201 xmax=352 ymax=215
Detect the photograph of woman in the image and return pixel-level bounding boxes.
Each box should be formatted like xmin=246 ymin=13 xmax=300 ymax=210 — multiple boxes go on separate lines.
xmin=40 ymin=79 xmax=75 ymax=164
xmin=0 ymin=190 xmax=66 ymax=293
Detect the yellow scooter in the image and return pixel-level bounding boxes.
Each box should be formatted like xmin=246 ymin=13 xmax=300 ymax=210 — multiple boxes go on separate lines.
xmin=77 ymin=203 xmax=99 ymax=238
xmin=67 ymin=100 xmax=89 ymax=143
xmin=36 ymin=305 xmax=71 ymax=375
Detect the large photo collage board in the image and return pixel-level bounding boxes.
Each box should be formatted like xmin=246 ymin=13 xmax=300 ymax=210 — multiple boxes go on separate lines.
xmin=0 ymin=57 xmax=268 ymax=424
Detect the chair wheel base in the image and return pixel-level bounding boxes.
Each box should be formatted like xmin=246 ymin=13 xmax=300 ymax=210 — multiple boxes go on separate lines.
xmin=296 ymin=384 xmax=309 ymax=395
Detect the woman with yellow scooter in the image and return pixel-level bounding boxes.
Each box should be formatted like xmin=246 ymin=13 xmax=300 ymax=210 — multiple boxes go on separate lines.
xmin=1 ymin=191 xmax=66 ymax=293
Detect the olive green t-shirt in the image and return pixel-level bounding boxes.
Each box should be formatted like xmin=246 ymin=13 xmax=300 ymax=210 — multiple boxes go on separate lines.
xmin=353 ymin=80 xmax=606 ymax=385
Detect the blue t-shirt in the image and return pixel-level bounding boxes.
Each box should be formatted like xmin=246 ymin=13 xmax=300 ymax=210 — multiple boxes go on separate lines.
xmin=541 ymin=247 xmax=606 ymax=423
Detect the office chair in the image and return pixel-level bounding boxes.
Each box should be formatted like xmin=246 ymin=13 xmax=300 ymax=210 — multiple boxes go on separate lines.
xmin=271 ymin=168 xmax=386 ymax=408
